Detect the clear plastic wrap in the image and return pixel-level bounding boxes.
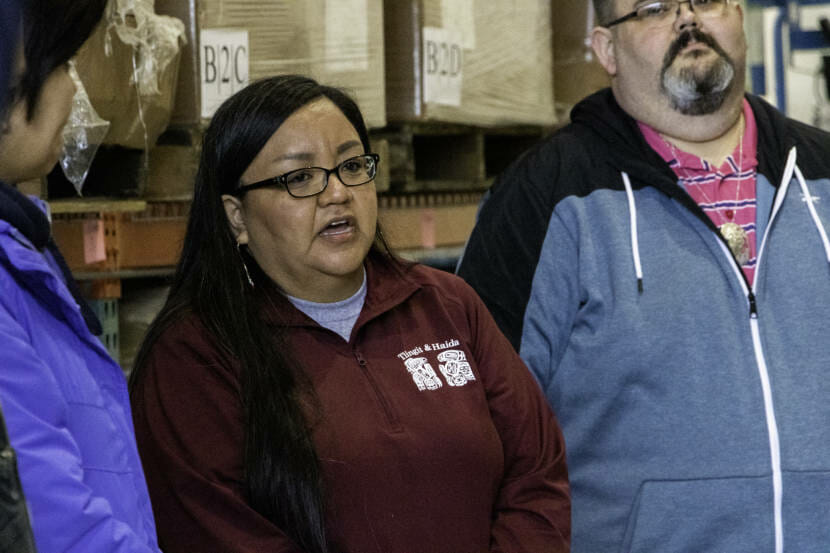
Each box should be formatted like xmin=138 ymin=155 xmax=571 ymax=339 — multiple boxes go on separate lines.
xmin=384 ymin=0 xmax=555 ymax=126
xmin=73 ymin=0 xmax=185 ymax=151
xmin=105 ymin=0 xmax=185 ymax=150
xmin=106 ymin=0 xmax=185 ymax=98
xmin=60 ymin=62 xmax=111 ymax=195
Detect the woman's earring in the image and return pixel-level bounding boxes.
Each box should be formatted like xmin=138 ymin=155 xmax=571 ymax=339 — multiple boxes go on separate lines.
xmin=237 ymin=242 xmax=254 ymax=287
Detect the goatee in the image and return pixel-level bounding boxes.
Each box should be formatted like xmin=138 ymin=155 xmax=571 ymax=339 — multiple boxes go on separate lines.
xmin=660 ymin=28 xmax=736 ymax=116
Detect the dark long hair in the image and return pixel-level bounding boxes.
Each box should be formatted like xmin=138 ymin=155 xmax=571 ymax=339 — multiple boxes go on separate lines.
xmin=0 ymin=1 xmax=20 ymax=117
xmin=20 ymin=0 xmax=107 ymax=119
xmin=130 ymin=75 xmax=386 ymax=553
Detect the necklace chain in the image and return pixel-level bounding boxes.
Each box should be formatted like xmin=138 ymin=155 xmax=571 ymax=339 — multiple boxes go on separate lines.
xmin=664 ymin=114 xmax=751 ymax=265
xmin=667 ymin=114 xmax=744 ymax=220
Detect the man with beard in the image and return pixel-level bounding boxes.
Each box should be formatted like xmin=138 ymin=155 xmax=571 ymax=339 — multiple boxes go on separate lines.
xmin=457 ymin=1 xmax=830 ymax=551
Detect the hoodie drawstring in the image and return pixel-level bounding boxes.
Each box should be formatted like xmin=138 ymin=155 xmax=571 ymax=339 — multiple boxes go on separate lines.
xmin=621 ymin=148 xmax=829 ymax=293
xmin=622 ymin=172 xmax=644 ymax=293
xmin=770 ymin=148 xmax=830 ymax=265
xmin=770 ymin=148 xmax=797 ymax=221
xmin=794 ymin=165 xmax=830 ymax=263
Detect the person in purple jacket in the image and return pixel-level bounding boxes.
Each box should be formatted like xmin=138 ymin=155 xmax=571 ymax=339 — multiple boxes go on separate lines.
xmin=0 ymin=3 xmax=38 ymax=552
xmin=0 ymin=1 xmax=163 ymax=552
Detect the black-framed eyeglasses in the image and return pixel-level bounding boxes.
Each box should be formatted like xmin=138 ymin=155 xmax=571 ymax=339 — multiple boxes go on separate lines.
xmin=235 ymin=153 xmax=380 ymax=198
xmin=603 ymin=0 xmax=731 ymax=28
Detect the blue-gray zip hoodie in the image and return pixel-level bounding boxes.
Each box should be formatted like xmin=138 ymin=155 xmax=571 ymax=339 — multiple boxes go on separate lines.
xmin=457 ymin=88 xmax=830 ymax=553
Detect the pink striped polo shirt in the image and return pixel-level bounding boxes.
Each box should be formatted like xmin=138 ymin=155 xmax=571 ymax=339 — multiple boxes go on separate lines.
xmin=638 ymin=99 xmax=759 ymax=283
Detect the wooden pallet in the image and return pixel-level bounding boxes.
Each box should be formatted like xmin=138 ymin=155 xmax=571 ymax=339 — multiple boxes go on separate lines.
xmin=51 ymin=192 xmax=482 ymax=280
xmin=51 ymin=200 xmax=189 ymax=285
xmin=144 ymin=125 xmax=392 ymax=200
xmin=369 ymin=122 xmax=554 ymax=193
xmin=378 ymin=191 xmax=483 ymax=251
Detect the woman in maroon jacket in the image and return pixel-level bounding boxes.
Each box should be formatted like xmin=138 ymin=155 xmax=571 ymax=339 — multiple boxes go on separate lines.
xmin=129 ymin=75 xmax=570 ymax=553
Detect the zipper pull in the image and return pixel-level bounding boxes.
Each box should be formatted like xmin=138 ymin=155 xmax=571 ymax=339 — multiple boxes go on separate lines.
xmin=748 ymin=291 xmax=758 ymax=319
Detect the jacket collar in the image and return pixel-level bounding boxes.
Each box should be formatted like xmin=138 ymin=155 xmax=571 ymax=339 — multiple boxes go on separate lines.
xmin=0 ymin=182 xmax=103 ymax=336
xmin=745 ymin=94 xmax=798 ymax=184
xmin=258 ymin=250 xmax=420 ymax=331
xmin=0 ymin=182 xmax=51 ymax=250
xmin=571 ymin=89 xmax=796 ymax=192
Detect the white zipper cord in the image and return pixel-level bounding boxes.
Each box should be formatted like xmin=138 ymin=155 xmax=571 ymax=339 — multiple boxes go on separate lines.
xmin=713 ymin=237 xmax=782 ymax=553
xmin=794 ymin=165 xmax=830 ymax=263
xmin=755 ymin=148 xmax=797 ymax=291
xmin=748 ymin=147 xmax=796 ymax=553
xmin=621 ymin=172 xmax=644 ymax=292
xmin=751 ymin=316 xmax=784 ymax=553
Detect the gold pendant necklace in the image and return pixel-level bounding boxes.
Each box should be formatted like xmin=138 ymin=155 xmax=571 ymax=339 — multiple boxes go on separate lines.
xmin=719 ymin=221 xmax=750 ymax=265
xmin=716 ymin=127 xmax=750 ymax=265
xmin=667 ymin=116 xmax=749 ymax=264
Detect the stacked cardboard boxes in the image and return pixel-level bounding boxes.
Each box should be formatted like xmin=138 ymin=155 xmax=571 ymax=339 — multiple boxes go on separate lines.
xmin=384 ymin=0 xmax=555 ymax=127
xmin=154 ymin=0 xmax=386 ymax=129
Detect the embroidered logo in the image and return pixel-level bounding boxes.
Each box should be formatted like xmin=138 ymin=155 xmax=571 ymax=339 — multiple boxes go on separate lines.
xmin=403 ymin=357 xmax=443 ymax=391
xmin=397 ymin=338 xmax=474 ymax=392
xmin=437 ymin=350 xmax=475 ymax=387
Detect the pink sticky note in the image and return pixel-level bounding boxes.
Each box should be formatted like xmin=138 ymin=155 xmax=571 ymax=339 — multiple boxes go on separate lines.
xmin=420 ymin=208 xmax=436 ymax=249
xmin=83 ymin=219 xmax=107 ymax=264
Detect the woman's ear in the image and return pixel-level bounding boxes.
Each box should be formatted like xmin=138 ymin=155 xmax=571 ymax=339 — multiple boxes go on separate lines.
xmin=591 ymin=26 xmax=618 ymax=77
xmin=221 ymin=194 xmax=249 ymax=244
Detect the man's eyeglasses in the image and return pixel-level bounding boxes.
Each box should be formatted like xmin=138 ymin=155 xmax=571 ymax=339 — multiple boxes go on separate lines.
xmin=235 ymin=153 xmax=380 ymax=198
xmin=603 ymin=0 xmax=732 ymax=28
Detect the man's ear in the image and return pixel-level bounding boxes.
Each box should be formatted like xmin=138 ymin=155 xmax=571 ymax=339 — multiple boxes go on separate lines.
xmin=221 ymin=194 xmax=249 ymax=244
xmin=591 ymin=26 xmax=618 ymax=77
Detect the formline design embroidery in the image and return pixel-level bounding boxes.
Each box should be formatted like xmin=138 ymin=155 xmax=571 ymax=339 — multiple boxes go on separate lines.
xmin=437 ymin=350 xmax=475 ymax=387
xmin=404 ymin=357 xmax=443 ymax=391
xmin=397 ymin=339 xmax=473 ymax=392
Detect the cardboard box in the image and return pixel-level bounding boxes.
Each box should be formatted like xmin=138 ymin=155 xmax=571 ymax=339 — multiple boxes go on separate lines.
xmin=146 ymin=142 xmax=198 ymax=200
xmin=384 ymin=0 xmax=555 ymax=127
xmin=74 ymin=8 xmax=185 ymax=150
xmin=154 ymin=0 xmax=386 ymax=129
xmin=146 ymin=128 xmax=203 ymax=200
xmin=553 ymin=0 xmax=610 ymax=111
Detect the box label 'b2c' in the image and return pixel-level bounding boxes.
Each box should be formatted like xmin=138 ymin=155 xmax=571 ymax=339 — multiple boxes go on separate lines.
xmin=200 ymin=29 xmax=249 ymax=118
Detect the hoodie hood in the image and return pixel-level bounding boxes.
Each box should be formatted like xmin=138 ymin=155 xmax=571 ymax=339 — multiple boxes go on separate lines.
xmin=569 ymin=88 xmax=803 ymax=192
xmin=569 ymin=89 xmax=678 ymax=184
xmin=566 ymin=89 xmax=717 ymax=230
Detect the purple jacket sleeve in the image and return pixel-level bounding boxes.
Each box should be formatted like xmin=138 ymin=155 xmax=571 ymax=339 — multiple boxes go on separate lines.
xmin=0 ymin=302 xmax=161 ymax=553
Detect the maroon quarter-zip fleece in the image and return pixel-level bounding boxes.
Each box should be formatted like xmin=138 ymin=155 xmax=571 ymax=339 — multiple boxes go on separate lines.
xmin=131 ymin=253 xmax=570 ymax=553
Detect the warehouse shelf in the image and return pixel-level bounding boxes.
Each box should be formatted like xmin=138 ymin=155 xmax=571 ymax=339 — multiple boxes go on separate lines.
xmin=49 ymin=197 xmax=147 ymax=215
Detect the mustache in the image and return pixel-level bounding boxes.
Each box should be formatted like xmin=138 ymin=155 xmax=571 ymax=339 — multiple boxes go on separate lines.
xmin=662 ymin=28 xmax=730 ymax=70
